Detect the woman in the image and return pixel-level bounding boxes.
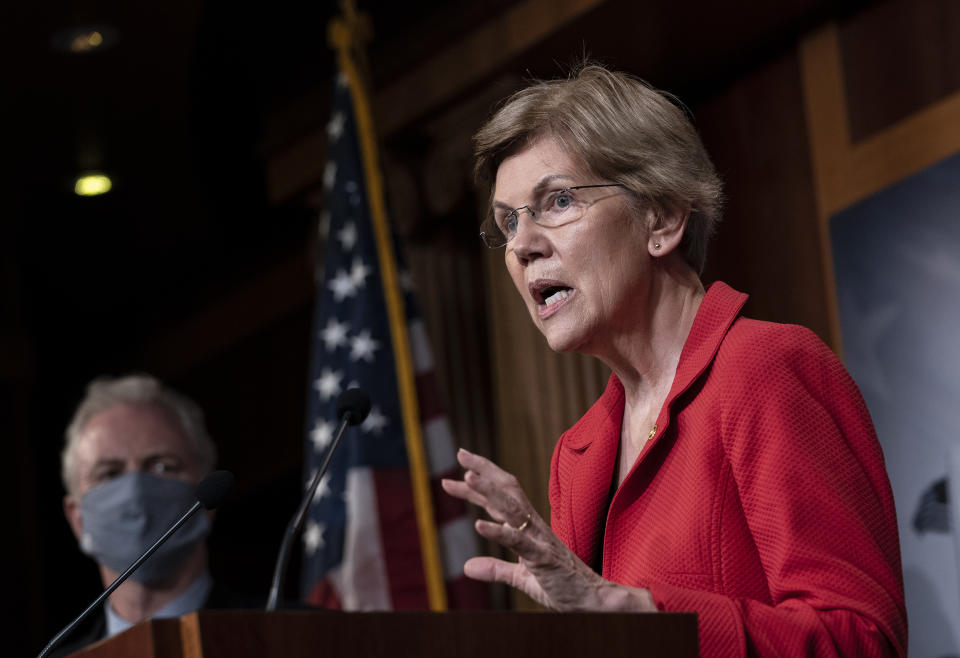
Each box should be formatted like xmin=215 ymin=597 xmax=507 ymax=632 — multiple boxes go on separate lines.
xmin=441 ymin=65 xmax=906 ymax=657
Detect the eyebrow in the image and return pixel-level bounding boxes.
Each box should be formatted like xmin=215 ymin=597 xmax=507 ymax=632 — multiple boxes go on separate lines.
xmin=90 ymin=457 xmax=124 ymax=471
xmin=492 ymin=173 xmax=575 ymax=210
xmin=90 ymin=452 xmax=184 ymax=470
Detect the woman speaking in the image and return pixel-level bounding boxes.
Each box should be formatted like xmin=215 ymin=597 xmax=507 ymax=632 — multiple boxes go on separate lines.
xmin=441 ymin=64 xmax=906 ymax=657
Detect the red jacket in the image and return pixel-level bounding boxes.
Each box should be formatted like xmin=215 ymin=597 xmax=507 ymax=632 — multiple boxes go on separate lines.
xmin=549 ymin=282 xmax=906 ymax=657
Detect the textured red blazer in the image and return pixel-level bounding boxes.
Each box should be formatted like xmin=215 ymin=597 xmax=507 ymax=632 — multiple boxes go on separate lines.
xmin=549 ymin=282 xmax=906 ymax=657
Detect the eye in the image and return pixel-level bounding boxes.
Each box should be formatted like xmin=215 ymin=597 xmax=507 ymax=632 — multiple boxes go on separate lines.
xmin=553 ymin=191 xmax=573 ymax=209
xmin=496 ymin=210 xmax=518 ymax=234
xmin=92 ymin=466 xmax=123 ymax=484
xmin=147 ymin=458 xmax=183 ymax=477
xmin=505 ymin=211 xmax=519 ymax=234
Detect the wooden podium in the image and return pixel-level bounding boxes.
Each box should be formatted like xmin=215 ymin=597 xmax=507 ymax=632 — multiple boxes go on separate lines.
xmin=67 ymin=610 xmax=698 ymax=657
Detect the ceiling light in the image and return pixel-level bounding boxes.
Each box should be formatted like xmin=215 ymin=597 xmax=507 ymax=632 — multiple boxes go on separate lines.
xmin=50 ymin=25 xmax=117 ymax=54
xmin=74 ymin=173 xmax=113 ymax=197
xmin=70 ymin=30 xmax=104 ymax=53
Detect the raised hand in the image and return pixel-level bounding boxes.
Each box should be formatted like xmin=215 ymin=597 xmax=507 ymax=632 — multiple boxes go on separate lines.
xmin=441 ymin=448 xmax=655 ymax=612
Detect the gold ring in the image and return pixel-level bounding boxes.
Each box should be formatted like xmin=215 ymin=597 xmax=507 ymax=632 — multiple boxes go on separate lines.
xmin=517 ymin=514 xmax=531 ymax=531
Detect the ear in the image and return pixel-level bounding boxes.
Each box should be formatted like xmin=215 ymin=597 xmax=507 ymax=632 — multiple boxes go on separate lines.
xmin=647 ymin=205 xmax=690 ymax=257
xmin=63 ymin=494 xmax=83 ymax=542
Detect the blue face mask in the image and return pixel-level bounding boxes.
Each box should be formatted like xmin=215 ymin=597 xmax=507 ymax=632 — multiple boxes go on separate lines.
xmin=79 ymin=471 xmax=210 ymax=584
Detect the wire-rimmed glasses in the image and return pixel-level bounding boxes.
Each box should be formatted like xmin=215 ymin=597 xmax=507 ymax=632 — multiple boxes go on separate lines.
xmin=480 ymin=183 xmax=625 ymax=248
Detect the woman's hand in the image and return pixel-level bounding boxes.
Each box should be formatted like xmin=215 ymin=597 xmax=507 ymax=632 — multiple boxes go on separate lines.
xmin=440 ymin=448 xmax=656 ymax=612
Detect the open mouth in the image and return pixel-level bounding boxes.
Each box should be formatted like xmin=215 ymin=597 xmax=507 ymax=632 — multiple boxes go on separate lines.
xmin=541 ymin=286 xmax=571 ymax=306
xmin=530 ymin=280 xmax=573 ymax=307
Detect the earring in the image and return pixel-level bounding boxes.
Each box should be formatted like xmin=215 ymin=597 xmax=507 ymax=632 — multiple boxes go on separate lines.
xmin=654 ymin=242 xmax=662 ymax=250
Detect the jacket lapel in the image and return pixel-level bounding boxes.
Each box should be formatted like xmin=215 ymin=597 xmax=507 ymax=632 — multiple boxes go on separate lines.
xmin=558 ymin=282 xmax=748 ymax=567
xmin=562 ymin=375 xmax=624 ymax=567
xmin=613 ymin=282 xmax=748 ymax=505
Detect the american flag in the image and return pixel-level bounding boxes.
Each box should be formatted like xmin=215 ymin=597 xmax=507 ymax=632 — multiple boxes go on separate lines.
xmin=299 ymin=64 xmax=485 ymax=610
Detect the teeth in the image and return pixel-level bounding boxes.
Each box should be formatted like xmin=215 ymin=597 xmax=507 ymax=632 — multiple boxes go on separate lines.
xmin=543 ymin=289 xmax=570 ymax=306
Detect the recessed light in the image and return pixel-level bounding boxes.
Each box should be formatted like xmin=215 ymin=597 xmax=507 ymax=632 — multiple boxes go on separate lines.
xmin=74 ymin=173 xmax=113 ymax=197
xmin=51 ymin=25 xmax=118 ymax=54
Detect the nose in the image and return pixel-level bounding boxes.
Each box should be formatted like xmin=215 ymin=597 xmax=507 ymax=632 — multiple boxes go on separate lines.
xmin=509 ymin=209 xmax=550 ymax=265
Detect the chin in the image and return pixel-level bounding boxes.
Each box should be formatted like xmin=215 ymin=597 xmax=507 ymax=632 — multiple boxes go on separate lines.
xmin=541 ymin=324 xmax=588 ymax=354
xmin=528 ymin=304 xmax=591 ymax=353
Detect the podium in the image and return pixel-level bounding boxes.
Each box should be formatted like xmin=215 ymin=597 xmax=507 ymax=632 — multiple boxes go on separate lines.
xmin=67 ymin=610 xmax=698 ymax=657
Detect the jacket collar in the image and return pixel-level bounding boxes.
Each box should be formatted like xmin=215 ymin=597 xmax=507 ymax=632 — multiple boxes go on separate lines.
xmin=562 ymin=281 xmax=748 ymax=451
xmin=559 ymin=282 xmax=747 ymax=564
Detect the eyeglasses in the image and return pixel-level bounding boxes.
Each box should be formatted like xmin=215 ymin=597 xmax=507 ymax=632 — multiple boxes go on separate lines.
xmin=480 ymin=183 xmax=626 ymax=248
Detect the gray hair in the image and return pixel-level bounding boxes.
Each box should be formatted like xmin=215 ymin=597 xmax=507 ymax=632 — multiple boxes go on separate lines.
xmin=61 ymin=374 xmax=217 ymax=496
xmin=473 ymin=63 xmax=724 ymax=273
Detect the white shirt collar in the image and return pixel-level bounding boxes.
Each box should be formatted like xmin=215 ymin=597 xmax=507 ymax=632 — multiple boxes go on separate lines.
xmin=105 ymin=571 xmax=213 ymax=638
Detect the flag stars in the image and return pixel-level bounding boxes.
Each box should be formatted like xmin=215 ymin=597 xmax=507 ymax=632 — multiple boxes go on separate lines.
xmin=323 ymin=161 xmax=337 ymax=191
xmin=303 ymin=520 xmax=325 ymax=555
xmin=328 ymin=269 xmax=358 ymax=301
xmin=320 ymin=318 xmax=350 ymax=351
xmin=311 ymin=472 xmax=333 ymax=503
xmin=349 ymin=329 xmax=380 ymax=362
xmin=326 ymin=111 xmax=345 ymax=141
xmin=336 ymin=221 xmax=358 ymax=251
xmin=350 ymin=257 xmax=371 ymax=287
xmin=314 ymin=368 xmax=343 ymax=402
xmin=345 ymin=180 xmax=362 ymax=207
xmin=361 ymin=406 xmax=389 ymax=434
xmin=310 ymin=418 xmax=336 ymax=451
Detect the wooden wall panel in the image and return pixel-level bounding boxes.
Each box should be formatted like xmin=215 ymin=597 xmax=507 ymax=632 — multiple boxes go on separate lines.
xmin=801 ymin=21 xmax=960 ymax=361
xmin=696 ymin=51 xmax=830 ymax=342
xmin=840 ymin=0 xmax=960 ymax=142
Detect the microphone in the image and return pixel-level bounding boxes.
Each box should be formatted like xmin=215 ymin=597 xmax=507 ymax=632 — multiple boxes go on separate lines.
xmin=265 ymin=388 xmax=370 ymax=612
xmin=38 ymin=470 xmax=235 ymax=658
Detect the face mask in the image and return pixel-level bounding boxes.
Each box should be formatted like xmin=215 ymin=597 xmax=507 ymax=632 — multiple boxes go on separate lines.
xmin=79 ymin=471 xmax=210 ymax=584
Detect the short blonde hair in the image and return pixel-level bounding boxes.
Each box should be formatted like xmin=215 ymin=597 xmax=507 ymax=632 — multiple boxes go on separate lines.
xmin=61 ymin=374 xmax=217 ymax=496
xmin=473 ymin=64 xmax=723 ymax=273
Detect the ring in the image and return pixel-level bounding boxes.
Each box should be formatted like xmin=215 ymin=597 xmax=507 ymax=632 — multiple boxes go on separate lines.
xmin=517 ymin=514 xmax=531 ymax=531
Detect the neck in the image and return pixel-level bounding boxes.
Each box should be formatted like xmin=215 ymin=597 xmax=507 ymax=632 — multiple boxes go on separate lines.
xmin=603 ymin=258 xmax=704 ymax=484
xmin=102 ymin=543 xmax=208 ymax=623
xmin=595 ymin=256 xmax=705 ymax=405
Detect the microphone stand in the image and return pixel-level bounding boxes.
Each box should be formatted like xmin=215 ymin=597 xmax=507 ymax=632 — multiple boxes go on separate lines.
xmin=38 ymin=501 xmax=205 ymax=658
xmin=265 ymin=415 xmax=351 ymax=612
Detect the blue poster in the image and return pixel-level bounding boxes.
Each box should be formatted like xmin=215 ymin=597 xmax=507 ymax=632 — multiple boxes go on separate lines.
xmin=832 ymin=152 xmax=960 ymax=658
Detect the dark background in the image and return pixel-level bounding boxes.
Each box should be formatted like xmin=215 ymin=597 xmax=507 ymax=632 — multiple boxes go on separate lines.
xmin=5 ymin=0 xmax=959 ymax=655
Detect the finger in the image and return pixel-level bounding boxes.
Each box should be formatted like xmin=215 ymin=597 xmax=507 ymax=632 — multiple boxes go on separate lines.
xmin=456 ymin=449 xmax=507 ymax=479
xmin=463 ymin=470 xmax=531 ymax=521
xmin=442 ymin=478 xmax=511 ymax=524
xmin=442 ymin=475 xmax=502 ymax=514
xmin=474 ymin=518 xmax=537 ymax=551
xmin=457 ymin=451 xmax=523 ymax=494
xmin=440 ymin=478 xmax=489 ymax=509
xmin=457 ymin=450 xmax=531 ymax=502
xmin=463 ymin=556 xmax=522 ymax=586
xmin=463 ymin=557 xmax=545 ymax=605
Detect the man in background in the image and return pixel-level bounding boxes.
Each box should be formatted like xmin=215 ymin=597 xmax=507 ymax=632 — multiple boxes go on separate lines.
xmin=55 ymin=374 xmax=226 ymax=654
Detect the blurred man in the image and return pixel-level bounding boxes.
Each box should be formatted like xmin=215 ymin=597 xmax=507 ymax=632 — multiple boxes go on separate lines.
xmin=55 ymin=374 xmax=223 ymax=654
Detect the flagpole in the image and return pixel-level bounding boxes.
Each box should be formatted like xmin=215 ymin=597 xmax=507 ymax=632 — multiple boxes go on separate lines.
xmin=327 ymin=3 xmax=448 ymax=612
